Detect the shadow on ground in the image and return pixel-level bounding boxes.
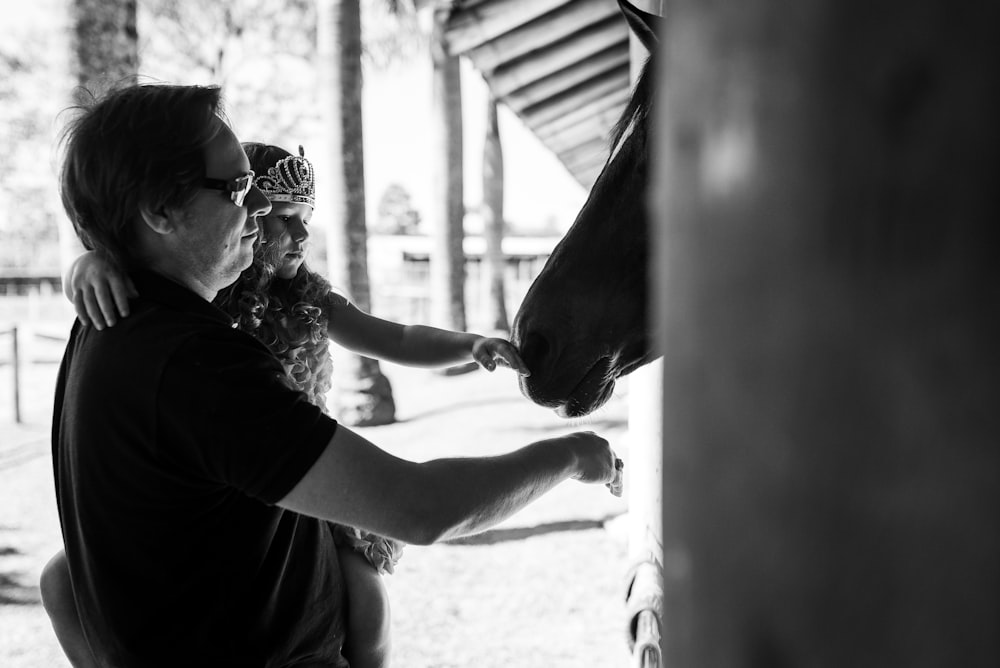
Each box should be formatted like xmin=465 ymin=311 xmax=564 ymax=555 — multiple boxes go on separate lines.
xmin=509 ymin=417 xmax=628 ymax=434
xmin=0 ymin=545 xmax=41 ymax=605
xmin=444 ymin=514 xmax=625 ymax=546
xmin=399 ymin=401 xmax=627 ymax=437
xmin=398 ymin=395 xmax=525 ymax=423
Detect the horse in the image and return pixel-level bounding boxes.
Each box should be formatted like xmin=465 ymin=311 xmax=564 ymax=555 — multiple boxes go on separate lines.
xmin=511 ymin=0 xmax=661 ymax=418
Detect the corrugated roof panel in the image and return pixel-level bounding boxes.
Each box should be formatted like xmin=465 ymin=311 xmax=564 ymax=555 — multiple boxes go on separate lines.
xmin=445 ymin=0 xmax=630 ymax=188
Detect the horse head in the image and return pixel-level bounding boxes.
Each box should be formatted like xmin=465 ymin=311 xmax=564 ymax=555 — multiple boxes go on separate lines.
xmin=512 ymin=0 xmax=661 ymax=417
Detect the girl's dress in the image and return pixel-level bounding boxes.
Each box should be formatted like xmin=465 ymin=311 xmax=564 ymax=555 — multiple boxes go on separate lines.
xmin=255 ymin=283 xmax=404 ymax=574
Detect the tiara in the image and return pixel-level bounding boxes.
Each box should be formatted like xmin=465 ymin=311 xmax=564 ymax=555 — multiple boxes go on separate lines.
xmin=255 ymin=154 xmax=315 ymax=207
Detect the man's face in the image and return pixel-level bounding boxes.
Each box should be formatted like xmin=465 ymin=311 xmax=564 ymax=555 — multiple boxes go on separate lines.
xmin=168 ymin=119 xmax=271 ymax=297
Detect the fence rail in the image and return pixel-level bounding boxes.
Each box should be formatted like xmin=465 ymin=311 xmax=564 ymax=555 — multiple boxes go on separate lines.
xmin=1 ymin=323 xmax=67 ymax=424
xmin=0 ymin=326 xmax=21 ymax=423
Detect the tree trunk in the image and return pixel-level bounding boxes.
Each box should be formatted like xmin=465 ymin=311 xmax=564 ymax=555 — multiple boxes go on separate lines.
xmin=317 ymin=0 xmax=395 ymax=426
xmin=70 ymin=0 xmax=138 ymax=101
xmin=429 ymin=7 xmax=466 ymax=332
xmin=62 ymin=0 xmax=138 ymax=280
xmin=657 ymin=1 xmax=1000 ymax=665
xmin=482 ymin=94 xmax=508 ymax=333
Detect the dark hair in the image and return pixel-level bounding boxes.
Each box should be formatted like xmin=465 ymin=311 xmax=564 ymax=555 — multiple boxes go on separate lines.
xmin=242 ymin=142 xmax=294 ymax=176
xmin=59 ymin=84 xmax=225 ymax=269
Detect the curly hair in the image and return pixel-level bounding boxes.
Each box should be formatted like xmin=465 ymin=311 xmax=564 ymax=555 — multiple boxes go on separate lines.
xmin=217 ymin=142 xmax=404 ymax=569
xmin=215 ymin=238 xmax=340 ymax=412
xmin=211 ymin=141 xmax=341 ymax=410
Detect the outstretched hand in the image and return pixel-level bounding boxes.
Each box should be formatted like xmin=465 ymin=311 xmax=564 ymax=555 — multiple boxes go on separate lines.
xmin=472 ymin=337 xmax=530 ymax=376
xmin=68 ymin=252 xmax=137 ymax=330
xmin=558 ymin=430 xmax=623 ymax=496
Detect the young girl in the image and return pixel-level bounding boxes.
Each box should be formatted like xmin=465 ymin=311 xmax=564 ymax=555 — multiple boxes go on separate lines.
xmin=44 ymin=142 xmax=528 ymax=668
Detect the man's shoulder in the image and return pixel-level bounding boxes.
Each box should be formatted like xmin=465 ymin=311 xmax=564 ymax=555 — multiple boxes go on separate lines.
xmin=80 ymin=296 xmax=262 ymax=377
xmin=124 ymin=294 xmax=238 ymax=341
xmin=135 ymin=302 xmax=274 ymax=370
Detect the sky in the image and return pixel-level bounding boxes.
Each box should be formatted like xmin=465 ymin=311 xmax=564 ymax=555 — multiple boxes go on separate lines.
xmin=361 ymin=55 xmax=588 ymax=235
xmin=1 ymin=0 xmax=591 ymax=277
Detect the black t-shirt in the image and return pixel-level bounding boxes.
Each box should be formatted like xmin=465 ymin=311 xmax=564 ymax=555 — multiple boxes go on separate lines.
xmin=52 ymin=271 xmax=348 ymax=667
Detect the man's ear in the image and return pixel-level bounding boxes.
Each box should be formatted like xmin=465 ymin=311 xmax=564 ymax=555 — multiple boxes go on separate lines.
xmin=139 ymin=204 xmax=175 ymax=235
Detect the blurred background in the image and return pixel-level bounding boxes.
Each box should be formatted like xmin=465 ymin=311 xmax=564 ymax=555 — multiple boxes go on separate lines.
xmin=0 ymin=0 xmax=590 ymax=334
xmin=0 ymin=0 xmax=645 ymax=665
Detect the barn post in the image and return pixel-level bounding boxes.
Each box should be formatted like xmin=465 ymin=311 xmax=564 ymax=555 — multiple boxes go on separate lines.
xmin=655 ymin=0 xmax=1000 ymax=665
xmin=625 ymin=2 xmax=664 ymax=666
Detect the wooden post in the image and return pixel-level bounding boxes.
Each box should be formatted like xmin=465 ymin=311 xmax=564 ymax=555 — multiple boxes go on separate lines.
xmin=482 ymin=93 xmax=509 ymax=333
xmin=11 ymin=326 xmax=21 ymax=424
xmin=62 ymin=0 xmax=139 ymax=288
xmin=430 ymin=7 xmax=467 ymax=332
xmin=656 ymin=0 xmax=1000 ymax=665
xmin=626 ymin=3 xmax=664 ymax=666
xmin=317 ymin=0 xmax=396 ymax=426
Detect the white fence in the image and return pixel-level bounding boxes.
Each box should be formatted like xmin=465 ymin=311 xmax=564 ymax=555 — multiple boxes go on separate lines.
xmin=0 ymin=235 xmax=562 ymax=423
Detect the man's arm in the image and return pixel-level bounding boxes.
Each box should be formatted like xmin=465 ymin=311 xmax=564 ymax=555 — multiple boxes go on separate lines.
xmin=277 ymin=427 xmax=616 ymax=545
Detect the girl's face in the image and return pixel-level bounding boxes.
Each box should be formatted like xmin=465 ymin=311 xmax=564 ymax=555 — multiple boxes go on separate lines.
xmin=260 ymin=201 xmax=313 ymax=279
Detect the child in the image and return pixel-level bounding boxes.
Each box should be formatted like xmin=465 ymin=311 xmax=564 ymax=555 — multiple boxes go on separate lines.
xmin=44 ymin=142 xmax=529 ymax=668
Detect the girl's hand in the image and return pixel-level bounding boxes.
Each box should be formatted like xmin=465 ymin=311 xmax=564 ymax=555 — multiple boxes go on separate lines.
xmin=68 ymin=252 xmax=137 ymax=330
xmin=471 ymin=337 xmax=530 ymax=376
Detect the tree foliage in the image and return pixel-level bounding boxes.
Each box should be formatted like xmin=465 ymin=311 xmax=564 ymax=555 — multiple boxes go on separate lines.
xmin=375 ymin=183 xmax=422 ymax=235
xmin=0 ymin=3 xmax=74 ymax=274
xmin=138 ymin=0 xmax=321 ymax=149
xmin=70 ymin=0 xmax=138 ymax=101
xmin=0 ymin=0 xmax=430 ymax=275
xmin=318 ymin=0 xmax=396 ymax=425
xmin=360 ymin=0 xmax=426 ymax=70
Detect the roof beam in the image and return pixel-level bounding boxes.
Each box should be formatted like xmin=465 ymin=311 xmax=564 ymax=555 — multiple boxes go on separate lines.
xmin=569 ymin=159 xmax=606 ymax=186
xmin=503 ymin=47 xmax=630 ymax=111
xmin=558 ymin=137 xmax=609 ymax=166
xmin=543 ymin=120 xmax=613 ymax=156
xmin=461 ymin=0 xmax=621 ymax=73
xmin=561 ymin=161 xmax=608 ymax=188
xmin=532 ymin=91 xmax=630 ymax=142
xmin=486 ymin=18 xmax=627 ymax=98
xmin=445 ymin=0 xmax=572 ymax=56
xmin=520 ymin=65 xmax=630 ymax=128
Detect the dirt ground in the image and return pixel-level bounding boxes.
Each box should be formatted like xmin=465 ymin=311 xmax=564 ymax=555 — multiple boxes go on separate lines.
xmin=0 ymin=346 xmax=635 ymax=667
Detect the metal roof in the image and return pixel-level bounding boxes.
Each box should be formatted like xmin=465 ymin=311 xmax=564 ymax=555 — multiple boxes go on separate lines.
xmin=442 ymin=0 xmax=635 ymax=189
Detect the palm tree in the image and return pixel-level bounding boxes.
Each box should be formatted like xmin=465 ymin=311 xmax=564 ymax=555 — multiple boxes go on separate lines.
xmin=482 ymin=93 xmax=508 ymax=333
xmin=70 ymin=0 xmax=138 ymax=99
xmin=363 ymin=2 xmax=476 ymax=359
xmin=429 ymin=6 xmax=467 ymax=333
xmin=317 ymin=0 xmax=396 ymax=426
xmin=61 ymin=0 xmax=139 ymax=276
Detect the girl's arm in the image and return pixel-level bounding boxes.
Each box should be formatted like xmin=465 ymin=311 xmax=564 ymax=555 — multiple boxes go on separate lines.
xmin=64 ymin=251 xmax=136 ymax=329
xmin=325 ymin=297 xmax=528 ymax=374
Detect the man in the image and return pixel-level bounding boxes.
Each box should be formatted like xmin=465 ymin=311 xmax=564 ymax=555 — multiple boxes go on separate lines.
xmin=49 ymin=83 xmax=618 ymax=666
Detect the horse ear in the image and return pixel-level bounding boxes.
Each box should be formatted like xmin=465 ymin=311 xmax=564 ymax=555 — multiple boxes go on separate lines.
xmin=617 ymin=0 xmax=661 ymax=52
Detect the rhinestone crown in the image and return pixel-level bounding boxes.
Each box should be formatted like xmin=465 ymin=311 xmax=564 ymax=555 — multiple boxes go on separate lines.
xmin=255 ymin=154 xmax=315 ymax=207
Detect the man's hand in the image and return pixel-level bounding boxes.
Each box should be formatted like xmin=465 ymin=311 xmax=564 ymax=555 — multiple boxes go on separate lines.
xmin=68 ymin=252 xmax=137 ymax=330
xmin=472 ymin=337 xmax=530 ymax=376
xmin=560 ymin=431 xmax=620 ymax=493
xmin=608 ymin=457 xmax=625 ymax=497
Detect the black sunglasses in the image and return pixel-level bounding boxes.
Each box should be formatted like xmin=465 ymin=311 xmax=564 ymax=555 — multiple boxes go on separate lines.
xmin=202 ymin=171 xmax=255 ymax=207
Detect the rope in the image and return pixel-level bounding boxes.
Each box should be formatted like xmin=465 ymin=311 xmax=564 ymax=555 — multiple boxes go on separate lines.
xmin=625 ymin=560 xmax=663 ymax=668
